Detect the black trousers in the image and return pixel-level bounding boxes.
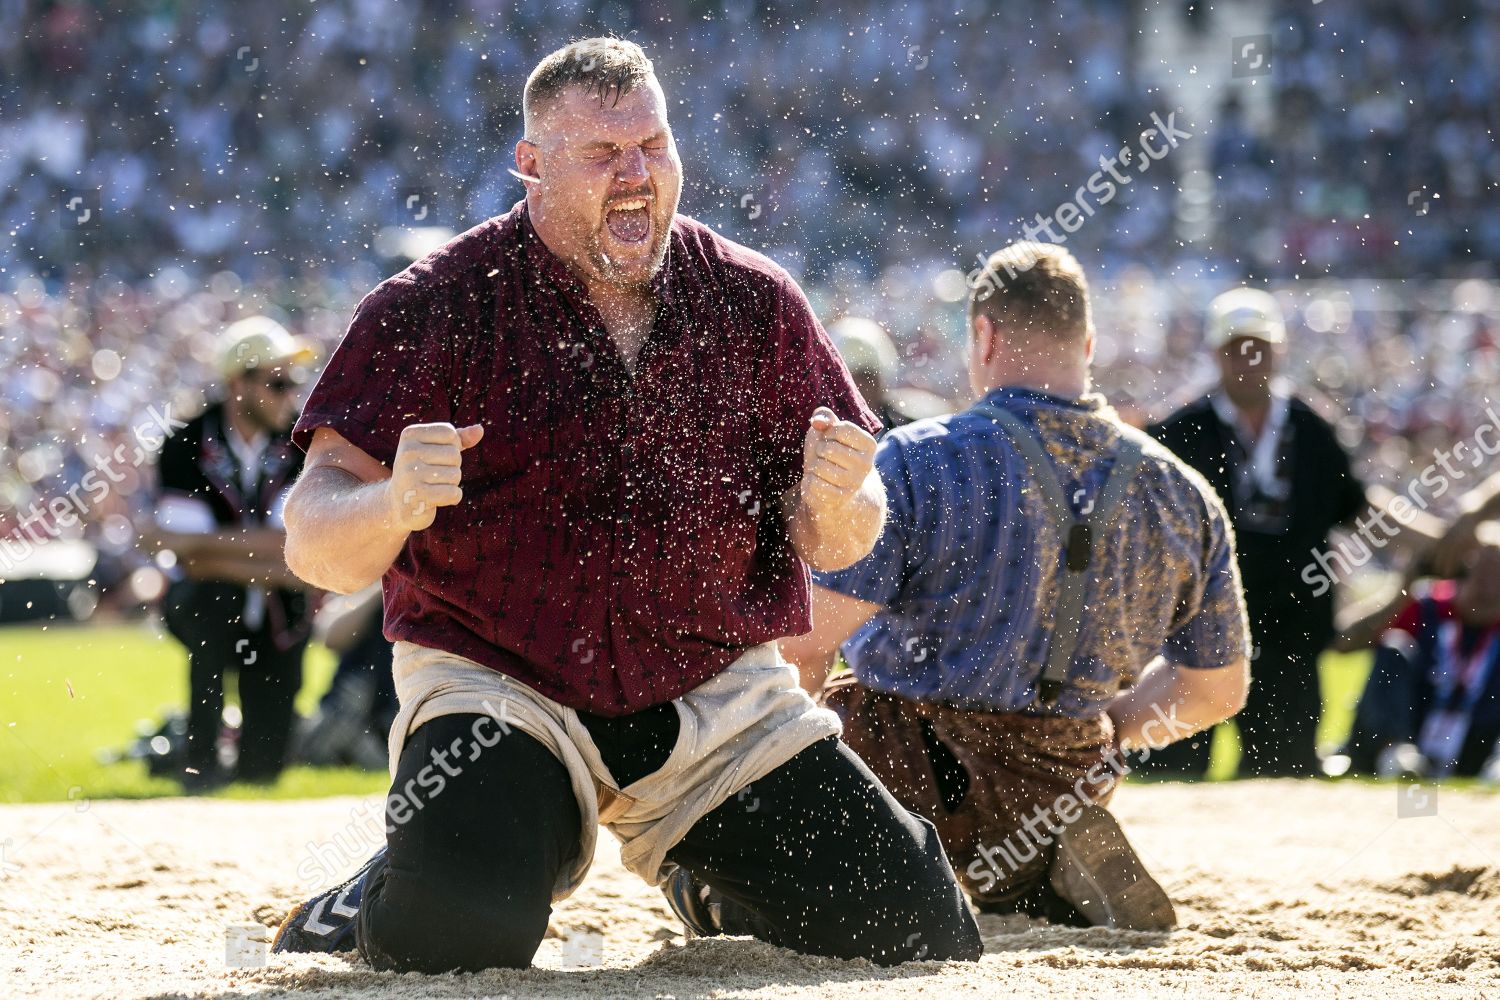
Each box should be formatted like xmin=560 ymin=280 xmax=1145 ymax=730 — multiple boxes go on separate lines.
xmin=163 ymin=580 xmax=306 ymax=782
xmin=1138 ymin=635 xmax=1324 ymax=777
xmin=356 ymin=707 xmax=982 ymax=972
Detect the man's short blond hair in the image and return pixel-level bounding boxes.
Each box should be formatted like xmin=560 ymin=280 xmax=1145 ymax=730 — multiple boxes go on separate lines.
xmin=968 ymin=242 xmax=1092 ymax=344
xmin=523 ymin=38 xmax=657 ymax=137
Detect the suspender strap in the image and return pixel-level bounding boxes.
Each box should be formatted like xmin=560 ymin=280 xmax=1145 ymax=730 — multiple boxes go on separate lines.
xmin=972 ymin=402 xmax=1145 ymax=707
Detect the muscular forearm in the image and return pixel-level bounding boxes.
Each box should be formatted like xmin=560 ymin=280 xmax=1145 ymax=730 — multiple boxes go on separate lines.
xmin=283 ymin=466 xmax=410 ymax=594
xmin=784 ymin=471 xmax=886 ymax=572
xmin=1106 ymin=658 xmax=1248 ymax=753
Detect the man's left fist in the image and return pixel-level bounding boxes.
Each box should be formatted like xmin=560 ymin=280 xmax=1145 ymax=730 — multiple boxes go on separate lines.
xmin=799 ymin=406 xmax=878 ymax=516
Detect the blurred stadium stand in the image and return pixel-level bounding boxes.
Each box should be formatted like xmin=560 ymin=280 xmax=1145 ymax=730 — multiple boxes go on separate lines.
xmin=2 ymin=0 xmax=1497 ymax=609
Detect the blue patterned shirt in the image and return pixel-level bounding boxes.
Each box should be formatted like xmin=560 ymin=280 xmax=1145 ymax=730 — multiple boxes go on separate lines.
xmin=814 ymin=387 xmax=1250 ymax=717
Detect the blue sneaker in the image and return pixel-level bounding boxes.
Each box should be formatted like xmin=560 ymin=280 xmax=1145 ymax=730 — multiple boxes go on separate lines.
xmin=271 ymin=847 xmax=386 ymax=954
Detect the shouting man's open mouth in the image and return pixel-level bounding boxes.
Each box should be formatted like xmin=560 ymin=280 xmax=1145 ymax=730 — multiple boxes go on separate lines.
xmin=604 ymin=194 xmax=652 ymax=246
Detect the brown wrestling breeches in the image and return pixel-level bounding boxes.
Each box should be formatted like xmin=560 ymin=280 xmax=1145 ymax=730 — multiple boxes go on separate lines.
xmin=821 ymin=675 xmax=1119 ymax=906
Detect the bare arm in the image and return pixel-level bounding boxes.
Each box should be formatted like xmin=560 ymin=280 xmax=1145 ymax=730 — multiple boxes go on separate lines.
xmin=1431 ymin=469 xmax=1500 ymax=576
xmin=1362 ymin=483 xmax=1447 ymax=558
xmin=779 ymin=583 xmax=883 ymax=694
xmin=1106 ymin=657 xmax=1249 ymax=753
xmin=1332 ymin=574 xmax=1414 ymax=653
xmin=783 ymin=408 xmax=886 ymax=572
xmin=283 ymin=422 xmax=482 ymax=594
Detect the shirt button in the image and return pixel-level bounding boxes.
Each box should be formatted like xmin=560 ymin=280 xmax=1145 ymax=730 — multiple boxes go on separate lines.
xmin=622 ymin=443 xmax=636 ymax=458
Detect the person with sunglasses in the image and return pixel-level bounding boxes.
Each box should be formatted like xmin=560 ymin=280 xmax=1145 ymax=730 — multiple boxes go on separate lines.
xmin=145 ymin=315 xmax=317 ymax=791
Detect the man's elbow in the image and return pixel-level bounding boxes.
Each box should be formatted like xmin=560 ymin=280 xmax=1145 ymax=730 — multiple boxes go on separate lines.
xmin=803 ymin=546 xmax=866 ymax=574
xmin=1208 ymin=661 xmax=1251 ymax=721
xmin=282 ymin=489 xmax=359 ymax=594
xmin=282 ymin=525 xmax=329 ymax=592
xmin=283 ymin=540 xmax=368 ymax=595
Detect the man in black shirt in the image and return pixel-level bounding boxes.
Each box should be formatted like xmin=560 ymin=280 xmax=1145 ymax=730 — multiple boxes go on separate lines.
xmin=149 ymin=316 xmax=315 ymax=791
xmin=1144 ymin=289 xmax=1434 ymax=776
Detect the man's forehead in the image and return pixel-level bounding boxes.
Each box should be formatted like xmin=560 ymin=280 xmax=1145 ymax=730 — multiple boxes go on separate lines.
xmin=540 ymin=81 xmax=669 ymax=141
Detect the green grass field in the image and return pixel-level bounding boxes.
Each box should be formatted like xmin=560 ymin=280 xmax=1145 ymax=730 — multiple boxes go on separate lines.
xmin=1 ymin=622 xmax=388 ymax=804
xmin=1 ymin=621 xmax=1379 ymax=803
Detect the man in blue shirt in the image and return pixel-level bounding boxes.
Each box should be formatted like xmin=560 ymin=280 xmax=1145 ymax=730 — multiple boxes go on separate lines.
xmin=781 ymin=243 xmax=1252 ymax=929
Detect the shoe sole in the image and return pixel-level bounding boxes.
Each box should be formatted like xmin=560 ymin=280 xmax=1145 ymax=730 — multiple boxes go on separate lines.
xmin=270 ymin=902 xmax=303 ymax=953
xmin=663 ymin=867 xmax=718 ymax=939
xmin=1049 ymin=804 xmax=1176 ymax=931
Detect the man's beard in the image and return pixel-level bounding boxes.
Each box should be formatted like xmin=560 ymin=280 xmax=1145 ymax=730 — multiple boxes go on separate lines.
xmin=244 ymin=399 xmax=288 ymax=434
xmin=585 ymin=216 xmax=671 ymax=289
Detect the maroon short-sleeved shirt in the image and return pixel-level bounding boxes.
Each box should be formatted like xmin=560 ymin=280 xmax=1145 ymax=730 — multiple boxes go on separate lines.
xmin=294 ymin=201 xmax=880 ymax=715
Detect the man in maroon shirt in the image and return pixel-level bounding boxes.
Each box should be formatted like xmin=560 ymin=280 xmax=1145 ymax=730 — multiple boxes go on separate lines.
xmin=270 ymin=38 xmax=981 ymax=972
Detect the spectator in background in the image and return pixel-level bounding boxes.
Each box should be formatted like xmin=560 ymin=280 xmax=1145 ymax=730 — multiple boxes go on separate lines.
xmin=148 ymin=317 xmax=315 ymax=791
xmin=1335 ymin=524 xmax=1500 ymax=782
xmin=1143 ymin=289 xmax=1440 ymax=777
xmin=296 ymin=585 xmax=396 ymax=770
xmin=1431 ymin=469 xmax=1500 ymax=578
xmin=826 ymin=316 xmax=949 ymax=434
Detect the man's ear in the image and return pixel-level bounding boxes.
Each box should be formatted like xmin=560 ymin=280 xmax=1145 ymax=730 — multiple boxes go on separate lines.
xmin=1084 ymin=326 xmax=1096 ymax=366
xmin=972 ymin=314 xmax=997 ymax=366
xmin=515 ymin=140 xmax=541 ymax=184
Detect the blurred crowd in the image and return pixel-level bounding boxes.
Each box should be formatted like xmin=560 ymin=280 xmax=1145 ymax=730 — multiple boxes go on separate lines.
xmin=3 ymin=0 xmax=1499 ymax=586
xmin=7 ymin=1 xmax=1497 ymax=286
xmin=1220 ymin=0 xmax=1500 ymax=275
xmin=5 ymin=269 xmax=1497 ymax=597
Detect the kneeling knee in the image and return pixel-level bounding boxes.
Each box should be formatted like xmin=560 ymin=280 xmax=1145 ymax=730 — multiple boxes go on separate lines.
xmin=864 ymin=899 xmax=983 ymax=965
xmin=362 ymin=874 xmax=551 ymax=972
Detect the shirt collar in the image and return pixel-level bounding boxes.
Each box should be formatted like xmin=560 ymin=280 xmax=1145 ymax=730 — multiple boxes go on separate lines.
xmin=515 ymin=200 xmax=677 ymax=309
xmin=977 ymin=384 xmax=1107 ymax=414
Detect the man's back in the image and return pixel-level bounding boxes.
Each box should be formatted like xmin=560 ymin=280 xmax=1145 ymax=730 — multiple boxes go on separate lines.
xmin=820 ymin=387 xmax=1248 ymax=716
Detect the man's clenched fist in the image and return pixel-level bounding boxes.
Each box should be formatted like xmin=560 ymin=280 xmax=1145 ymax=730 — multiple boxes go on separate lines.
xmin=386 ymin=422 xmax=484 ymax=531
xmin=799 ymin=406 xmax=878 ymax=517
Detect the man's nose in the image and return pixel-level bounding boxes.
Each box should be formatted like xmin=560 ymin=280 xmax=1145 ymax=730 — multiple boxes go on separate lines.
xmin=614 ymin=146 xmax=649 ymax=184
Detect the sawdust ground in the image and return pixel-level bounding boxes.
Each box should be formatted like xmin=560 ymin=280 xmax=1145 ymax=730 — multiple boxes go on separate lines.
xmin=3 ymin=780 xmax=1497 ymax=998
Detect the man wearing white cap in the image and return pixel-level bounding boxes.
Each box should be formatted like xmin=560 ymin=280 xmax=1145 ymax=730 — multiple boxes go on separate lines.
xmin=827 ymin=317 xmax=949 ymax=433
xmin=1144 ymin=289 xmax=1429 ymax=775
xmin=148 ymin=315 xmax=317 ymax=791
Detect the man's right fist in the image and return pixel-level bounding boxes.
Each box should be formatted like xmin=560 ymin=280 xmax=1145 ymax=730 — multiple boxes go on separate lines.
xmin=386 ymin=422 xmax=484 ymax=532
